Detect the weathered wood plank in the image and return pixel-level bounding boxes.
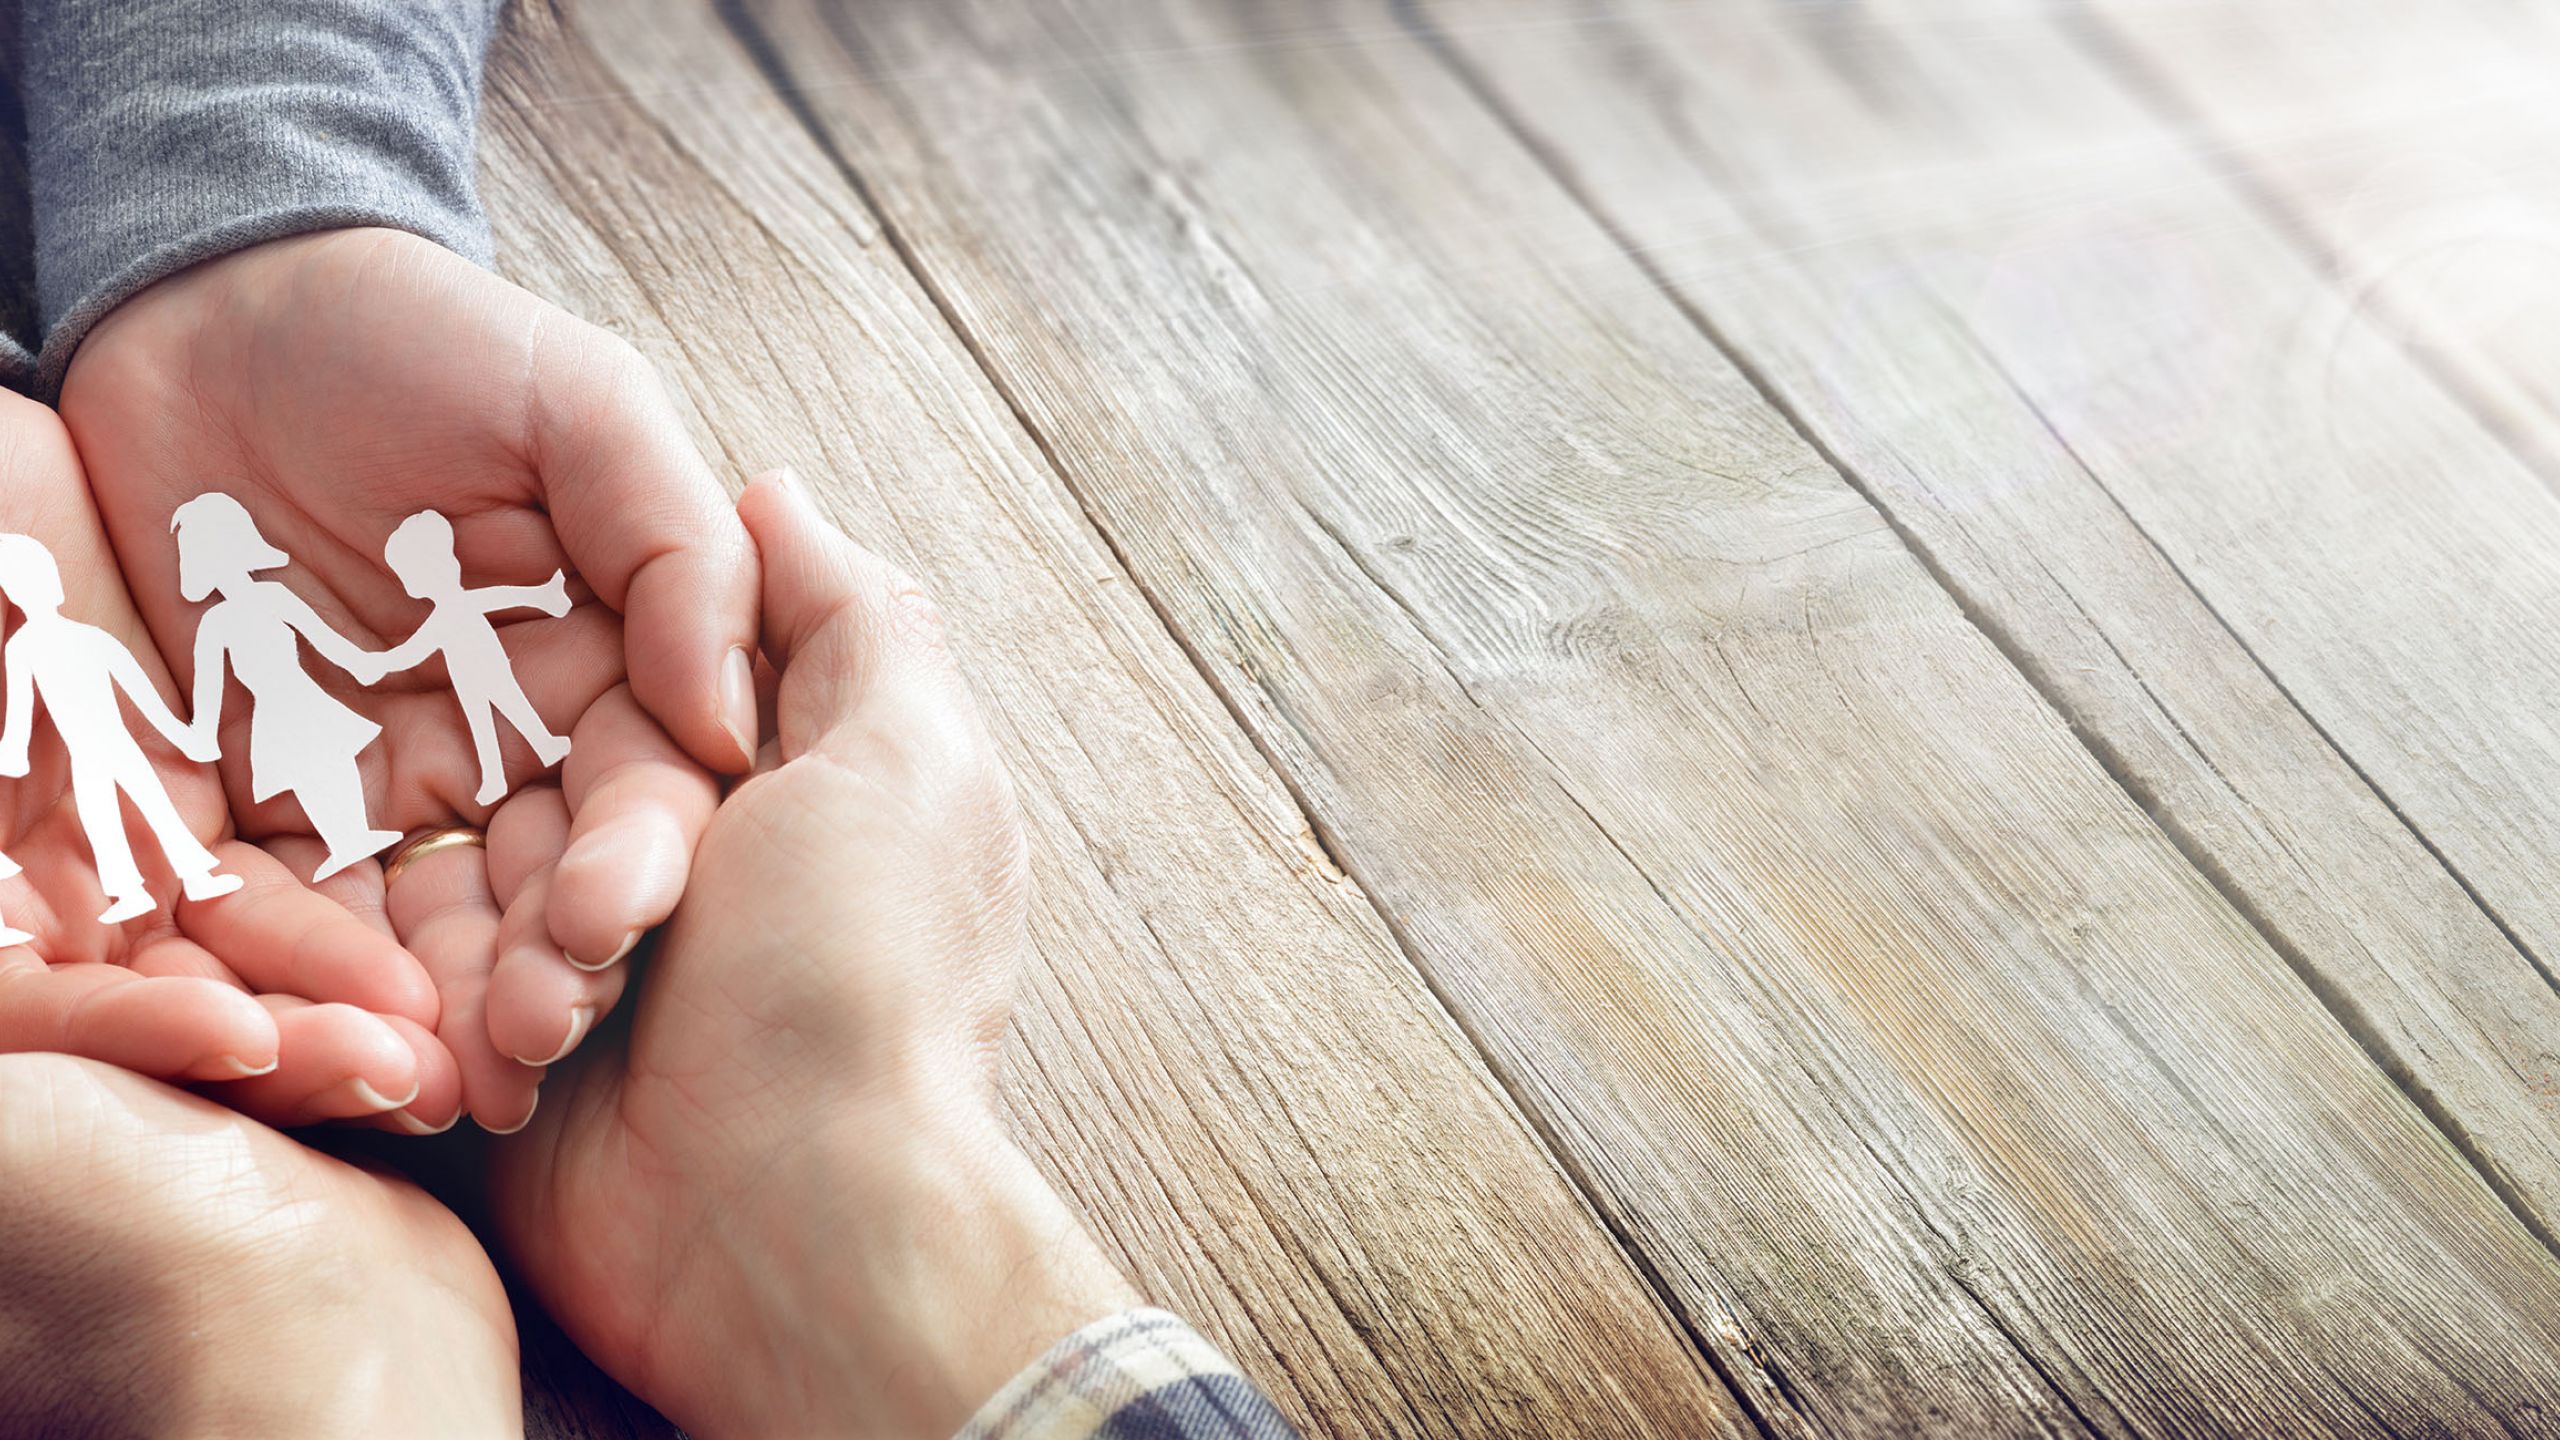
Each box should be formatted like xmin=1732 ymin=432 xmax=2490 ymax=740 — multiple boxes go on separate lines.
xmin=477 ymin=5 xmax=1747 ymax=1437
xmin=2083 ymin=0 xmax=2560 ymax=481
xmin=1412 ymin=0 xmax=2560 ymax=1245
xmin=732 ymin=0 xmax=2560 ymax=1433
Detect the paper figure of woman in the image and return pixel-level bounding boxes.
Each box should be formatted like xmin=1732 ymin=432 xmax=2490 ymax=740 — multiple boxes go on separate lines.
xmin=169 ymin=494 xmax=400 ymax=880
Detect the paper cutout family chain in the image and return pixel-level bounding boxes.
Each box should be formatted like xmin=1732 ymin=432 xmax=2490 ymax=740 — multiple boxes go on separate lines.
xmin=0 ymin=495 xmax=572 ymax=940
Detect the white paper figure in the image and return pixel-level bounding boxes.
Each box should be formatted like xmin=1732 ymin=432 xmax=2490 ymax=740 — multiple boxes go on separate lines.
xmin=372 ymin=510 xmax=572 ymax=806
xmin=0 ymin=852 xmax=36 ymax=947
xmin=170 ymin=495 xmax=400 ymax=881
xmin=0 ymin=533 xmax=243 ymax=922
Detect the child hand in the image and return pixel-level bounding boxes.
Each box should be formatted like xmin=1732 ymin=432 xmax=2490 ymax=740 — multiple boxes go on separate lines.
xmin=0 ymin=393 xmax=459 ymax=1132
xmin=70 ymin=230 xmax=750 ymax=1131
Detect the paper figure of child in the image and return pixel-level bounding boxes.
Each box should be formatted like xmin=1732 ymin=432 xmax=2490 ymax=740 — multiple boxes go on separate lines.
xmin=0 ymin=852 xmax=36 ymax=947
xmin=171 ymin=494 xmax=402 ymax=881
xmin=0 ymin=533 xmax=243 ymax=923
xmin=370 ymin=510 xmax=572 ymax=806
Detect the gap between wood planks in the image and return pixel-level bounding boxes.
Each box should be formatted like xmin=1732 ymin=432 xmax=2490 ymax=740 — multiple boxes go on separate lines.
xmin=1392 ymin=0 xmax=2560 ymax=1288
xmin=696 ymin=1 xmax=1784 ymax=1431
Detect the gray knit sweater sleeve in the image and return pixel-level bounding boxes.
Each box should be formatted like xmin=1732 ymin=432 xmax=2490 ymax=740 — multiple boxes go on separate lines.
xmin=19 ymin=0 xmax=507 ymax=396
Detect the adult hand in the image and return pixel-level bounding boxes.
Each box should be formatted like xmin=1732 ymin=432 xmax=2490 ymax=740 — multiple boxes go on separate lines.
xmin=0 ymin=1052 xmax=518 ymax=1436
xmin=493 ymin=476 xmax=1134 ymax=1436
xmin=0 ymin=392 xmax=454 ymax=1129
xmin=65 ymin=227 xmax=747 ymax=1131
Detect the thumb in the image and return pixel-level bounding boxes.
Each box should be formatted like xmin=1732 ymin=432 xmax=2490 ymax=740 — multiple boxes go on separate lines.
xmin=736 ymin=471 xmax=971 ymax=764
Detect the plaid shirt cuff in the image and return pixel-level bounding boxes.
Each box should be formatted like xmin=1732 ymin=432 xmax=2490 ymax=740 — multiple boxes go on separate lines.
xmin=956 ymin=1308 xmax=1301 ymax=1440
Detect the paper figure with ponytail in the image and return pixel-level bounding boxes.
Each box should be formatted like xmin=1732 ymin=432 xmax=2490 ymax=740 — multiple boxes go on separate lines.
xmin=0 ymin=532 xmax=242 ymax=923
xmin=170 ymin=494 xmax=401 ymax=880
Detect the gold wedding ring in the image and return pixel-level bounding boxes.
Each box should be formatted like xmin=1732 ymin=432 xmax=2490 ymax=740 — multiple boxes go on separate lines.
xmin=380 ymin=825 xmax=487 ymax=888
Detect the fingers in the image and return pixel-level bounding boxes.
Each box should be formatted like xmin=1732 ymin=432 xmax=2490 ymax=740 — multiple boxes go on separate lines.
xmin=547 ymin=686 xmax=718 ymax=968
xmin=0 ymin=952 xmax=280 ymax=1082
xmin=258 ymin=838 xmax=459 ymax=1133
xmin=210 ymin=997 xmax=427 ymax=1127
xmin=735 ymin=472 xmax=978 ymax=763
xmin=178 ymin=841 xmax=438 ymax=1028
xmin=486 ymin=788 xmax=629 ymax=1068
xmin=528 ymin=329 xmax=760 ymax=777
xmin=488 ymin=860 xmax=628 ymax=1069
xmin=382 ymin=824 xmax=542 ymax=1133
xmin=364 ymin=1013 xmax=465 ymax=1135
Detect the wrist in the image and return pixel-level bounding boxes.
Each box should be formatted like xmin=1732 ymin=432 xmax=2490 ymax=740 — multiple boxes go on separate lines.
xmin=705 ymin=1099 xmax=1138 ymax=1437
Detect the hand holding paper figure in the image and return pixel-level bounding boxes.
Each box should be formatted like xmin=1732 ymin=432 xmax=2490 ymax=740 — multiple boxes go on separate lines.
xmin=71 ymin=228 xmax=749 ymax=1130
xmin=0 ymin=393 xmax=449 ymax=1129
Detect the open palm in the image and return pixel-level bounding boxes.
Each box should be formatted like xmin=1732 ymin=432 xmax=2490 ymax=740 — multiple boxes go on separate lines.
xmin=0 ymin=391 xmax=454 ymax=1128
xmin=64 ymin=228 xmax=744 ymax=1129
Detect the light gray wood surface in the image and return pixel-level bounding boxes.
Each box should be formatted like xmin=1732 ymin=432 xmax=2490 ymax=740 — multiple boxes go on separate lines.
xmin=465 ymin=0 xmax=2560 ymax=1434
xmin=2086 ymin=0 xmax=2560 ymax=481
xmin=1415 ymin=0 xmax=2560 ymax=1238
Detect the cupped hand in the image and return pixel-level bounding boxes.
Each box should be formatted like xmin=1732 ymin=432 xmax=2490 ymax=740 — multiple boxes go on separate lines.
xmin=0 ymin=1052 xmax=518 ymax=1436
xmin=492 ymin=477 xmax=1132 ymax=1436
xmin=64 ymin=227 xmax=745 ymax=1131
xmin=0 ymin=391 xmax=458 ymax=1130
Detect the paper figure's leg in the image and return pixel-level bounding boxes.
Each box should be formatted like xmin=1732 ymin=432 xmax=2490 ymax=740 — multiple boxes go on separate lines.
xmin=70 ymin=761 xmax=152 ymax=923
xmin=492 ymin=684 xmax=572 ymax=771
xmin=115 ymin=760 xmax=242 ymax=904
xmin=301 ymin=778 xmax=402 ymax=882
xmin=464 ymin=699 xmax=511 ymax=807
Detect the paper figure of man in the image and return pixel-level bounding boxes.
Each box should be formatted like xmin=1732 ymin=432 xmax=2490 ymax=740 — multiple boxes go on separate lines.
xmin=0 ymin=533 xmax=242 ymax=923
xmin=171 ymin=494 xmax=401 ymax=881
xmin=372 ymin=509 xmax=572 ymax=806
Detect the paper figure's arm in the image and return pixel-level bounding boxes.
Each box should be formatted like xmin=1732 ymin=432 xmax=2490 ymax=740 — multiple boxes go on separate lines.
xmin=371 ymin=621 xmax=440 ymax=676
xmin=273 ymin=588 xmax=388 ymax=680
xmin=0 ymin=638 xmax=30 ymax=778
xmin=106 ymin=636 xmax=212 ymax=762
xmin=472 ymin=571 xmax=572 ymax=619
xmin=186 ymin=618 xmax=229 ymax=753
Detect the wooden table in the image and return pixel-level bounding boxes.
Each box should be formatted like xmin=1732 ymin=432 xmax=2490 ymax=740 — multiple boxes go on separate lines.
xmin=482 ymin=0 xmax=2560 ymax=1432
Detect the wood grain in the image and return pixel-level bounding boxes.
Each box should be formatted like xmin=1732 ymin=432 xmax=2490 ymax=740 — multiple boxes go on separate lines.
xmin=477 ymin=3 xmax=1744 ymax=1436
xmin=1408 ymin=0 xmax=2560 ymax=1246
xmin=2084 ymin=0 xmax=2560 ymax=482
xmin=724 ymin=0 xmax=2560 ymax=1432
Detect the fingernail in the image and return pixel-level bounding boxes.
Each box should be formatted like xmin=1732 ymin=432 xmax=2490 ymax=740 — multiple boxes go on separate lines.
xmin=328 ymin=1075 xmax=422 ymax=1115
xmin=483 ymin=1090 xmax=540 ymax=1137
xmin=208 ymin=1054 xmax=279 ymax=1080
xmin=519 ymin=1005 xmax=596 ymax=1067
xmin=570 ymin=930 xmax=639 ymax=973
xmin=387 ymin=1108 xmax=458 ymax=1137
xmin=719 ymin=644 xmax=757 ymax=769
